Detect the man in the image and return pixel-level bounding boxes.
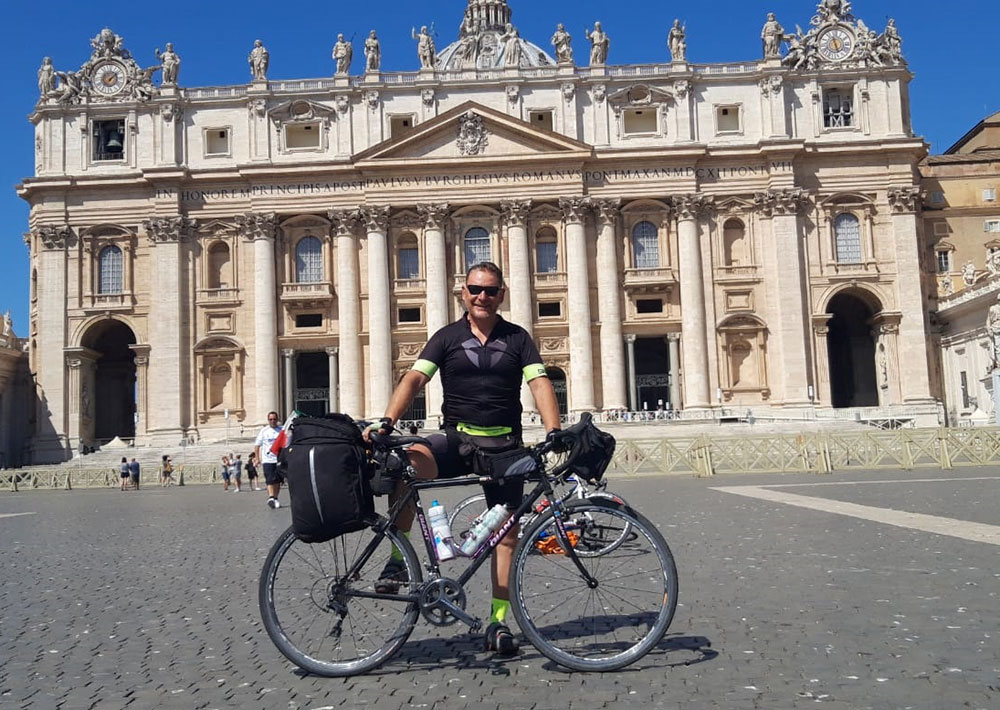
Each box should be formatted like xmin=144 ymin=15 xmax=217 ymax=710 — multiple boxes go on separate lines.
xmin=368 ymin=262 xmax=560 ymax=657
xmin=230 ymin=453 xmax=243 ymax=493
xmin=128 ymin=457 xmax=140 ymax=491
xmin=255 ymin=412 xmax=283 ymax=508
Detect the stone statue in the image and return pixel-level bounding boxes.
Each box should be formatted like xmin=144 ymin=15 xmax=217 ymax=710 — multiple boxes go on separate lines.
xmin=1 ymin=310 xmax=11 ymax=337
xmin=882 ymin=19 xmax=902 ymax=64
xmin=458 ymin=25 xmax=480 ymax=68
xmin=38 ymin=57 xmax=56 ymax=97
xmin=761 ymin=13 xmax=784 ymax=58
xmin=248 ymin=39 xmax=269 ymax=81
xmin=499 ymin=23 xmax=522 ymax=67
xmin=364 ymin=30 xmax=381 ymax=72
xmin=988 ymin=250 xmax=1000 ymax=277
xmin=551 ymin=24 xmax=573 ymax=64
xmin=412 ymin=26 xmax=436 ymax=70
xmin=988 ymin=294 xmax=1000 ymax=371
xmin=668 ymin=20 xmax=687 ymax=62
xmin=332 ymin=34 xmax=353 ymax=75
xmin=961 ymin=261 xmax=977 ymax=286
xmin=782 ymin=29 xmax=810 ymax=70
xmin=155 ymin=43 xmax=180 ymax=84
xmin=585 ymin=22 xmax=609 ymax=66
xmin=54 ymin=70 xmax=83 ymax=104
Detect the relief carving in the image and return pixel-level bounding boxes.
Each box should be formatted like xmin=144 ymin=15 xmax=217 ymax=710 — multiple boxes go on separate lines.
xmin=236 ymin=212 xmax=278 ymax=242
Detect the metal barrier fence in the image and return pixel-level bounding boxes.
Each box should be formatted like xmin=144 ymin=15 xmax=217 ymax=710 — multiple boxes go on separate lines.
xmin=5 ymin=427 xmax=1000 ymax=491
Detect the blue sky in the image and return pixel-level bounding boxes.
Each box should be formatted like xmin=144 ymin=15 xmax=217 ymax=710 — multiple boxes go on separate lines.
xmin=2 ymin=0 xmax=996 ymax=334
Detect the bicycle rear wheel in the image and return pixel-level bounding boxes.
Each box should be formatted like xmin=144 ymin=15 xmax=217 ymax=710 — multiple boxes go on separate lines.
xmin=571 ymin=490 xmax=634 ymax=557
xmin=259 ymin=521 xmax=422 ymax=677
xmin=510 ymin=499 xmax=678 ymax=672
xmin=448 ymin=493 xmax=488 ymax=540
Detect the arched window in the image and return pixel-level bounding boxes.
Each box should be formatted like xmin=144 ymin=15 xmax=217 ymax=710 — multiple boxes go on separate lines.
xmin=834 ymin=213 xmax=862 ymax=264
xmin=632 ymin=221 xmax=659 ymax=269
xmin=535 ymin=227 xmax=558 ymax=273
xmin=98 ymin=245 xmax=123 ymax=294
xmin=723 ymin=218 xmax=746 ymax=267
xmin=295 ymin=236 xmax=323 ymax=283
xmin=207 ymin=242 xmax=231 ymax=288
xmin=397 ymin=233 xmax=419 ymax=279
xmin=464 ymin=227 xmax=491 ymax=268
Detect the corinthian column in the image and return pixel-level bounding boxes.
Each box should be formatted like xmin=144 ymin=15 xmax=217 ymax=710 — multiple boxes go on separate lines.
xmin=559 ymin=196 xmax=596 ymax=413
xmin=362 ymin=205 xmax=392 ymax=417
xmin=145 ymin=215 xmax=195 ymax=438
xmin=594 ymin=198 xmax=627 ymax=410
xmin=417 ymin=203 xmax=451 ymax=424
xmin=237 ymin=212 xmax=279 ymax=422
xmin=330 ymin=209 xmax=363 ymax=417
xmin=501 ymin=199 xmax=536 ymax=416
xmin=673 ymin=194 xmax=712 ymax=409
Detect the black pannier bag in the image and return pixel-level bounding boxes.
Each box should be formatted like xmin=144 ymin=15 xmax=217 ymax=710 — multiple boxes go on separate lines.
xmin=562 ymin=414 xmax=616 ymax=484
xmin=279 ymin=413 xmax=374 ymax=543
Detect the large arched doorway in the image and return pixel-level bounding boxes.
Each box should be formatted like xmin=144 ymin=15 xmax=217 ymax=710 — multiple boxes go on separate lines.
xmin=546 ymin=367 xmax=568 ymax=418
xmin=826 ymin=293 xmax=878 ymax=408
xmin=81 ymin=319 xmax=137 ymax=440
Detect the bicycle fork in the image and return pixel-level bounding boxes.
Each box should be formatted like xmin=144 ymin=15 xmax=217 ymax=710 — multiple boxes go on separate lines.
xmin=549 ymin=500 xmax=600 ymax=589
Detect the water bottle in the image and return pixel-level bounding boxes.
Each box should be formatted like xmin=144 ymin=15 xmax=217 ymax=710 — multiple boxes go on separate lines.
xmin=427 ymin=500 xmax=455 ymax=561
xmin=459 ymin=504 xmax=509 ymax=556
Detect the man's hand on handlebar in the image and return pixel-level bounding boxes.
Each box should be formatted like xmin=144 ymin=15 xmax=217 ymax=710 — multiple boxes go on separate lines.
xmin=363 ymin=417 xmax=394 ymax=443
xmin=545 ymin=427 xmax=569 ymax=454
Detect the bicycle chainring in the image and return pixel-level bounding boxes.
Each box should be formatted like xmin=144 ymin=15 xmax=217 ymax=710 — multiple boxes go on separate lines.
xmin=418 ymin=577 xmax=467 ymax=627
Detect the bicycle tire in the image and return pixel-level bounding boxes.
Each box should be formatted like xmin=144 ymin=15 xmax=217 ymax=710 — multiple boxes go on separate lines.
xmin=259 ymin=520 xmax=422 ymax=677
xmin=510 ymin=498 xmax=678 ymax=672
xmin=447 ymin=493 xmax=488 ymax=540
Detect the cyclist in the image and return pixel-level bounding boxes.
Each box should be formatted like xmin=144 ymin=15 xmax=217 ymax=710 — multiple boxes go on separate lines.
xmin=367 ymin=261 xmax=561 ymax=657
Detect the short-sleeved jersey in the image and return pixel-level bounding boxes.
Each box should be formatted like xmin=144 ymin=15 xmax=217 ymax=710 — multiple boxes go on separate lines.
xmin=413 ymin=314 xmax=547 ymax=430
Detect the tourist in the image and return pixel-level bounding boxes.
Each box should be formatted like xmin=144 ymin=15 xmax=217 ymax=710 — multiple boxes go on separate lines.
xmin=128 ymin=457 xmax=140 ymax=490
xmin=119 ymin=456 xmax=129 ymax=491
xmin=245 ymin=451 xmax=259 ymax=491
xmin=230 ymin=453 xmax=243 ymax=493
xmin=220 ymin=454 xmax=231 ymax=491
xmin=160 ymin=454 xmax=174 ymax=486
xmin=255 ymin=411 xmax=283 ymax=509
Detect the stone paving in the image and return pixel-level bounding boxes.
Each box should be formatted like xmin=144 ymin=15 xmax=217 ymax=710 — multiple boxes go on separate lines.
xmin=1 ymin=470 xmax=997 ymax=709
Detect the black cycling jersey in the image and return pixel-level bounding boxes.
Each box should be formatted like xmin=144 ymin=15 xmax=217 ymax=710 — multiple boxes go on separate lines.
xmin=413 ymin=313 xmax=547 ymax=431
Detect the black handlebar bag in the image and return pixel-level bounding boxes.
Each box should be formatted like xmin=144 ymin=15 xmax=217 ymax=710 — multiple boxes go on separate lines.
xmin=279 ymin=413 xmax=374 ymax=543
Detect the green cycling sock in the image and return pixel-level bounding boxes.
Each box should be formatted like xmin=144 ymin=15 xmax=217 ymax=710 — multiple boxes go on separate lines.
xmin=489 ymin=597 xmax=511 ymax=625
xmin=390 ymin=531 xmax=410 ymax=562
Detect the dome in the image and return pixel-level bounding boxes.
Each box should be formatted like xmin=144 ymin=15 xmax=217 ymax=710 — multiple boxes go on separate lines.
xmin=436 ymin=0 xmax=555 ymax=70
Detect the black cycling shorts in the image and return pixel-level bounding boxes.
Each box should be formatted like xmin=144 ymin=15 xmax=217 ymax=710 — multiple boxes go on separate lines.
xmin=426 ymin=428 xmax=524 ymax=511
xmin=262 ymin=463 xmax=283 ymax=486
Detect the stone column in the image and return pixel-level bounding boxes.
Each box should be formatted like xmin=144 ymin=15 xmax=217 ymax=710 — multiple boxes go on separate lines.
xmin=64 ymin=348 xmax=98 ymax=450
xmin=283 ymin=349 xmax=295 ymax=415
xmin=812 ymin=316 xmax=832 ymax=406
xmin=501 ymin=199 xmax=537 ymax=417
xmin=625 ymin=334 xmax=637 ymax=411
xmin=144 ymin=216 xmax=194 ymax=439
xmin=593 ymin=199 xmax=627 ymax=411
xmin=888 ymin=187 xmax=933 ymax=402
xmin=362 ymin=206 xmax=392 ymax=417
xmin=326 ymin=346 xmax=339 ymax=413
xmin=330 ymin=209 xmax=363 ymax=418
xmin=758 ymin=189 xmax=812 ymax=405
xmin=667 ymin=333 xmax=681 ymax=410
xmin=237 ymin=212 xmax=279 ymax=421
xmin=129 ymin=344 xmax=150 ymax=439
xmin=673 ymin=194 xmax=712 ymax=409
xmin=559 ymin=197 xmax=596 ymax=413
xmin=417 ymin=203 xmax=451 ymax=423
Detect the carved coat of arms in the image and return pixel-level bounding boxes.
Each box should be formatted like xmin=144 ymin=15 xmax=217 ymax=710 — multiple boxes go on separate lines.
xmin=456 ymin=112 xmax=489 ymax=156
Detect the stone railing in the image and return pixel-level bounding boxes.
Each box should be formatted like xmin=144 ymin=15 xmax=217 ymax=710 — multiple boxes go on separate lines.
xmin=197 ymin=287 xmax=240 ymax=302
xmin=393 ymin=278 xmax=426 ymax=292
xmin=280 ymin=281 xmax=333 ymax=300
xmin=623 ymin=267 xmax=676 ymax=286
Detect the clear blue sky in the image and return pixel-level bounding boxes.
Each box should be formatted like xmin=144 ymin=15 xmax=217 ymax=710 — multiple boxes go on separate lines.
xmin=3 ymin=0 xmax=996 ymax=335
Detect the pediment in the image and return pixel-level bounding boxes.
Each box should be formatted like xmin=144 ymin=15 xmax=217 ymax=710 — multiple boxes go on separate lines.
xmin=268 ymin=99 xmax=335 ymax=125
xmin=354 ymin=101 xmax=592 ymax=165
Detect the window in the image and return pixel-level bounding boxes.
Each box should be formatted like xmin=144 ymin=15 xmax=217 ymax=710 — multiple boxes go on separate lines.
xmin=390 ymin=115 xmax=415 ymax=137
xmin=631 ymin=221 xmax=660 ymax=268
xmin=716 ymin=105 xmax=741 ymax=133
xmin=623 ymin=108 xmax=657 ymax=135
xmin=823 ymin=89 xmax=854 ymax=128
xmin=92 ymin=119 xmax=125 ymax=161
xmin=295 ymin=236 xmax=323 ymax=283
xmin=529 ymin=110 xmax=553 ymax=131
xmin=98 ymin=245 xmax=123 ymax=294
xmin=285 ymin=122 xmax=321 ymax=149
xmin=985 ymin=188 xmax=997 ymax=202
xmin=929 ymin=191 xmax=945 ymax=205
xmin=538 ymin=302 xmax=561 ymax=318
xmin=398 ymin=307 xmax=421 ymax=323
xmin=833 ymin=213 xmax=862 ymax=263
xmin=207 ymin=242 xmax=231 ymax=288
xmin=397 ymin=246 xmax=419 ymax=279
xmin=636 ymin=298 xmax=663 ymax=314
xmin=722 ymin=219 xmax=746 ymax=266
xmin=205 ymin=128 xmax=230 ymax=156
xmin=295 ymin=313 xmax=322 ymax=328
xmin=463 ymin=227 xmax=491 ymax=268
xmin=535 ymin=234 xmax=558 ymax=273
xmin=936 ymin=251 xmax=951 ymax=274
xmin=985 ymin=220 xmax=1000 ymax=233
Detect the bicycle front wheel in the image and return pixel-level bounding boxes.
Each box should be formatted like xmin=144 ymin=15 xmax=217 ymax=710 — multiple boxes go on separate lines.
xmin=510 ymin=499 xmax=678 ymax=672
xmin=572 ymin=490 xmax=634 ymax=557
xmin=259 ymin=521 xmax=422 ymax=677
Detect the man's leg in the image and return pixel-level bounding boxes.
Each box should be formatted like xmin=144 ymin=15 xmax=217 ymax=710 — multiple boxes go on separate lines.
xmin=389 ymin=443 xmax=438 ymax=532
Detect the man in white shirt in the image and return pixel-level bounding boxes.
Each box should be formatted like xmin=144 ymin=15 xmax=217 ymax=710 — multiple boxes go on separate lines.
xmin=254 ymin=411 xmax=283 ymax=508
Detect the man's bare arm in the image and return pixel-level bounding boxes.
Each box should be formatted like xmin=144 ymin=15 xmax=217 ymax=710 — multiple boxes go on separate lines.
xmin=383 ymin=370 xmax=431 ymax=426
xmin=528 ymin=376 xmax=561 ymax=433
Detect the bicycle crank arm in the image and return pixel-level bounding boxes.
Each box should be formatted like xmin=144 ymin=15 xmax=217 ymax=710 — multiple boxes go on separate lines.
xmin=434 ymin=598 xmax=481 ymax=631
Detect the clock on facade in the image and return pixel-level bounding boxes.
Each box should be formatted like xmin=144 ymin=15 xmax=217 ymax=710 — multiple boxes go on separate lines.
xmin=92 ymin=61 xmax=127 ymax=96
xmin=817 ymin=27 xmax=855 ymax=62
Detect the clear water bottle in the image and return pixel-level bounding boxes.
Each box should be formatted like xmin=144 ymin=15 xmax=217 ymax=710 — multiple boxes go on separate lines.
xmin=427 ymin=500 xmax=455 ymax=561
xmin=459 ymin=504 xmax=509 ymax=556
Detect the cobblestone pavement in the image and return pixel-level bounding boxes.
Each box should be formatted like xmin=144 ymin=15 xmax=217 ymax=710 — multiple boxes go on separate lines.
xmin=1 ymin=470 xmax=997 ymax=709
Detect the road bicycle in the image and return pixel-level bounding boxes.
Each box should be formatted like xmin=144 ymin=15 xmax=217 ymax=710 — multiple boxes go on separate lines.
xmin=258 ymin=415 xmax=678 ymax=676
xmin=448 ymin=472 xmax=635 ymax=557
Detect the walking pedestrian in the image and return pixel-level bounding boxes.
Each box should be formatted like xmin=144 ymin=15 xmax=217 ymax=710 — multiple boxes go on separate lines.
xmin=245 ymin=451 xmax=259 ymax=491
xmin=160 ymin=455 xmax=174 ymax=486
xmin=128 ymin=457 xmax=140 ymax=490
xmin=119 ymin=456 xmax=130 ymax=491
xmin=255 ymin=411 xmax=283 ymax=509
xmin=220 ymin=454 xmax=231 ymax=491
xmin=230 ymin=453 xmax=243 ymax=493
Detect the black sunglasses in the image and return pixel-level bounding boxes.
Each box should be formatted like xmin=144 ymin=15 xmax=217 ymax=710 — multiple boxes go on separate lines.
xmin=465 ymin=284 xmax=502 ymax=297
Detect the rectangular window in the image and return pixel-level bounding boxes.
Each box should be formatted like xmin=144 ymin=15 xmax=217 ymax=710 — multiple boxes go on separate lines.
xmin=398 ymin=307 xmax=421 ymax=323
xmin=929 ymin=191 xmax=945 ymax=205
xmin=397 ymin=248 xmax=419 ymax=279
xmin=636 ymin=298 xmax=663 ymax=314
xmin=295 ymin=313 xmax=323 ymax=328
xmin=623 ymin=108 xmax=657 ymax=135
xmin=285 ymin=123 xmax=321 ymax=149
xmin=985 ymin=220 xmax=1000 ymax=233
xmin=538 ymin=302 xmax=561 ymax=318
xmin=960 ymin=371 xmax=969 ymax=409
xmin=92 ymin=119 xmax=126 ymax=162
xmin=390 ymin=115 xmax=415 ymax=138
xmin=984 ymin=188 xmax=997 ymax=202
xmin=823 ymin=88 xmax=854 ymax=128
xmin=716 ymin=105 xmax=741 ymax=133
xmin=536 ymin=242 xmax=558 ymax=273
xmin=205 ymin=128 xmax=230 ymax=156
xmin=529 ymin=110 xmax=554 ymax=132
xmin=936 ymin=251 xmax=951 ymax=273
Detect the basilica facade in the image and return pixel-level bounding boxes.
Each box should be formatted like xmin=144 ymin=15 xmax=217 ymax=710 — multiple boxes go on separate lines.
xmin=19 ymin=0 xmax=937 ymax=462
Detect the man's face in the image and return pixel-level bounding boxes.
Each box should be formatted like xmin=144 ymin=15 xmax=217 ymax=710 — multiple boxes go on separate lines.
xmin=462 ymin=269 xmax=505 ymax=319
xmin=268 ymin=414 xmax=279 ymax=427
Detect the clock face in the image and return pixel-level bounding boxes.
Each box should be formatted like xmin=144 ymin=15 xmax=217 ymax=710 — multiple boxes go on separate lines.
xmin=818 ymin=27 xmax=854 ymax=62
xmin=92 ymin=61 xmax=127 ymax=96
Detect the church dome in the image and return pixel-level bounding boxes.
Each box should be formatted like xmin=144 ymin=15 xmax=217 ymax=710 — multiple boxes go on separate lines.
xmin=436 ymin=0 xmax=555 ymax=70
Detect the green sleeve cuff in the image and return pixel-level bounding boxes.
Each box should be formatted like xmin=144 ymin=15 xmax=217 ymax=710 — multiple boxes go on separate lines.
xmin=412 ymin=359 xmax=438 ymax=378
xmin=523 ymin=363 xmax=547 ymax=382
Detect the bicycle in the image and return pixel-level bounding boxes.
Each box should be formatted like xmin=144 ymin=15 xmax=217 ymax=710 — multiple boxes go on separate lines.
xmin=258 ymin=414 xmax=678 ymax=676
xmin=448 ymin=472 xmax=635 ymax=557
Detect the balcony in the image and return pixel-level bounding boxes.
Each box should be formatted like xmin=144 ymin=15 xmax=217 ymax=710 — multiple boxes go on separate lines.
xmin=623 ymin=267 xmax=676 ymax=293
xmin=280 ymin=281 xmax=333 ymax=305
xmin=84 ymin=292 xmax=134 ymax=312
xmin=826 ymin=261 xmax=880 ymax=280
xmin=393 ymin=278 xmax=426 ymax=294
xmin=534 ymin=271 xmax=567 ymax=289
xmin=714 ymin=265 xmax=761 ymax=283
xmin=196 ymin=287 xmax=240 ymax=306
